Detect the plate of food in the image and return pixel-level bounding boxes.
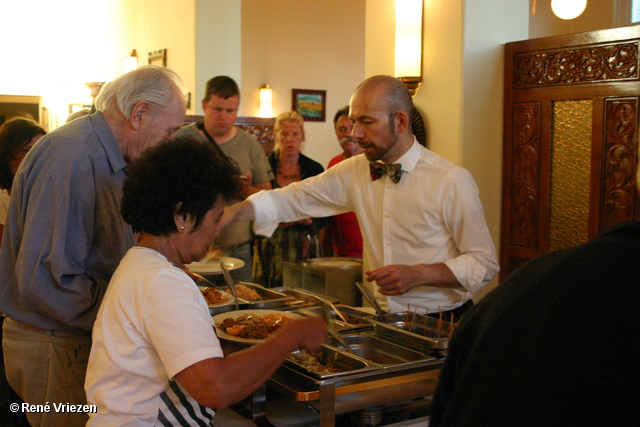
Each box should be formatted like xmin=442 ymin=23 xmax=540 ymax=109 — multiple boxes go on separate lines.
xmin=187 ymin=256 xmax=245 ymax=275
xmin=199 ymin=286 xmax=234 ymax=307
xmin=212 ymin=309 xmax=302 ymax=344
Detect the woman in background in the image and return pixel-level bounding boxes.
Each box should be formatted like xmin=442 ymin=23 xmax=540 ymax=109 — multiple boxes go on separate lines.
xmin=252 ymin=111 xmax=329 ymax=287
xmin=0 ymin=116 xmax=46 ymax=246
xmin=0 ymin=115 xmax=44 ymax=427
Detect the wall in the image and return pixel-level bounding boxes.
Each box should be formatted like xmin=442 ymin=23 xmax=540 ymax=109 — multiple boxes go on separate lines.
xmin=529 ymin=0 xmax=628 ymax=39
xmin=117 ymin=0 xmax=197 ymax=114
xmin=461 ymin=0 xmax=530 ymax=300
xmin=0 ymin=0 xmax=197 ymax=125
xmin=194 ymin=0 xmax=241 ymax=114
xmin=241 ymin=0 xmax=366 ymax=168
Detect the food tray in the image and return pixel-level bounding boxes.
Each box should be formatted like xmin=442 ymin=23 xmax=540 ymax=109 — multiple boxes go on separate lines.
xmin=270 ymin=287 xmax=340 ymax=310
xmin=298 ymin=305 xmax=373 ymax=332
xmin=367 ymin=311 xmax=453 ymax=353
xmin=285 ymin=345 xmax=377 ymax=379
xmin=324 ymin=333 xmax=434 ymax=369
xmin=221 ymin=282 xmax=294 ymax=309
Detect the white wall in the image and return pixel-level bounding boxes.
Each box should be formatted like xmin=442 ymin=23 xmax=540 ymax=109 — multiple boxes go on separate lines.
xmin=241 ymin=0 xmax=366 ymax=168
xmin=529 ymin=0 xmax=625 ymax=39
xmin=461 ymin=0 xmax=530 ymax=300
xmin=194 ymin=0 xmax=241 ymax=115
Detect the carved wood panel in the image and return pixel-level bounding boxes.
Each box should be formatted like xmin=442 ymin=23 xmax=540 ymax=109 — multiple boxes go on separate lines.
xmin=601 ymin=97 xmax=639 ymax=229
xmin=501 ymin=25 xmax=640 ymax=281
xmin=514 ymin=42 xmax=639 ymax=88
xmin=510 ymin=102 xmax=541 ymax=248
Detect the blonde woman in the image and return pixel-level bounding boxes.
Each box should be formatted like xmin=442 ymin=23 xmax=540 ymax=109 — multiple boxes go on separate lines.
xmin=252 ymin=112 xmax=329 ymax=287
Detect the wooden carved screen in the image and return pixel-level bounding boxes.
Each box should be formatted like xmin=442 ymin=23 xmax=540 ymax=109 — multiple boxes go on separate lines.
xmin=500 ymin=25 xmax=640 ymax=281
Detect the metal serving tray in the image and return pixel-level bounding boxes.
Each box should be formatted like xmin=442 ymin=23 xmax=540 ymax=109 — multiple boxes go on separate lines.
xmin=367 ymin=311 xmax=453 ymax=353
xmin=324 ymin=333 xmax=434 ymax=369
xmin=286 ymin=345 xmax=377 ymax=379
xmin=221 ymin=282 xmax=294 ymax=309
xmin=270 ymin=287 xmax=340 ymax=310
xmin=299 ymin=305 xmax=373 ymax=332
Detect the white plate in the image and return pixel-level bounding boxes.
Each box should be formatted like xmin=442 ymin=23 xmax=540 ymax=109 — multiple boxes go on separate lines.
xmin=212 ymin=309 xmax=302 ymax=344
xmin=187 ymin=256 xmax=245 ymax=274
xmin=198 ymin=286 xmax=234 ymax=307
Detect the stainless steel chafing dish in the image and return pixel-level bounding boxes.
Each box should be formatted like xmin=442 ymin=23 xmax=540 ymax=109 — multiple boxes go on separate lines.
xmin=286 ymin=345 xmax=378 ymax=379
xmin=269 ymin=287 xmax=340 ymax=310
xmin=220 ymin=282 xmax=294 ymax=309
xmin=296 ymin=305 xmax=374 ymax=333
xmin=367 ymin=311 xmax=454 ymax=354
xmin=324 ymin=333 xmax=434 ymax=369
xmin=261 ymin=327 xmax=443 ymax=427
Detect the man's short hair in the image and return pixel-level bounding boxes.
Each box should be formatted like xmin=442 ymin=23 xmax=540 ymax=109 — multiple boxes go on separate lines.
xmin=333 ymin=105 xmax=349 ymax=127
xmin=204 ymin=76 xmax=240 ymax=102
xmin=94 ymin=65 xmax=184 ymax=119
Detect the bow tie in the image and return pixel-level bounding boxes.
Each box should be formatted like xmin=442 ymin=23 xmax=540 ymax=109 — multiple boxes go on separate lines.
xmin=370 ymin=162 xmax=402 ymax=184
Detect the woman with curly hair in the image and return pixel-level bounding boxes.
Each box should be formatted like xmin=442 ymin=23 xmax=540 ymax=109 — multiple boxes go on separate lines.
xmin=85 ymin=135 xmax=325 ymax=426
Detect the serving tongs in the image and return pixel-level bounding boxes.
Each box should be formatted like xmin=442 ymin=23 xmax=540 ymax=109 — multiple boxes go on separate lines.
xmin=320 ymin=302 xmax=355 ymax=355
xmin=220 ymin=262 xmax=240 ymax=311
xmin=316 ymin=296 xmax=350 ymax=324
xmin=356 ymin=281 xmax=386 ymax=318
xmin=192 ymin=272 xmax=226 ymax=292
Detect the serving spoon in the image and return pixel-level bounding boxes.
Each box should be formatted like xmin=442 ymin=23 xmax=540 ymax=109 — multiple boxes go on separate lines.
xmin=320 ymin=302 xmax=356 ymax=355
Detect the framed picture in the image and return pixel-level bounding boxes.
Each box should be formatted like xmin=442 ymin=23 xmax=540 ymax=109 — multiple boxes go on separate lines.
xmin=291 ymin=89 xmax=326 ymax=122
xmin=148 ymin=49 xmax=167 ymax=67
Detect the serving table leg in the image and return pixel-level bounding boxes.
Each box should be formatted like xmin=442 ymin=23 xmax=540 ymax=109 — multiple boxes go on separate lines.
xmin=318 ymin=381 xmax=336 ymax=427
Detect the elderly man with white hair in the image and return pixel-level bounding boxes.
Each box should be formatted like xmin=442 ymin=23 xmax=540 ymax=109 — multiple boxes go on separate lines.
xmin=0 ymin=65 xmax=186 ymax=427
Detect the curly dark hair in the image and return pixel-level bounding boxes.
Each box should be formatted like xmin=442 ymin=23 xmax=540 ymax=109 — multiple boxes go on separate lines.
xmin=121 ymin=135 xmax=242 ymax=235
xmin=0 ymin=116 xmax=46 ymax=190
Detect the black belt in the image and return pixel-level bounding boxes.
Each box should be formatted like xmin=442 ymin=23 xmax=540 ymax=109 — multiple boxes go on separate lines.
xmin=427 ymin=299 xmax=473 ymax=323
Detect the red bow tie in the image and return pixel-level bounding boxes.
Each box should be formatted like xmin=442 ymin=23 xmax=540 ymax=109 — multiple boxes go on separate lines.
xmin=370 ymin=162 xmax=402 ymax=184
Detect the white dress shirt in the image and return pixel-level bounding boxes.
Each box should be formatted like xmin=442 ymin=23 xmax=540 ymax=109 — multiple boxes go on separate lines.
xmin=248 ymin=139 xmax=498 ymax=313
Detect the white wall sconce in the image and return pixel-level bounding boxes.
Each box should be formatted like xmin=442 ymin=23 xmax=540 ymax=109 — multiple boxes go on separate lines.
xmin=551 ymin=0 xmax=587 ymax=20
xmin=259 ymin=84 xmax=273 ymax=118
xmin=395 ymin=0 xmax=423 ymax=96
xmin=124 ymin=49 xmax=138 ymax=73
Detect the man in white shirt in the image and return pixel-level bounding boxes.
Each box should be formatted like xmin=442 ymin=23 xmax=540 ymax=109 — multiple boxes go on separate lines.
xmin=223 ymin=75 xmax=499 ymax=319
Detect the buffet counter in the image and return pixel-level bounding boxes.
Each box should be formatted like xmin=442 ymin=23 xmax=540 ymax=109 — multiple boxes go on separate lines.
xmin=207 ymin=284 xmax=450 ymax=426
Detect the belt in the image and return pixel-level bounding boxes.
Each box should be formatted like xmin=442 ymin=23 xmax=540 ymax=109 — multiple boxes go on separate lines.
xmin=16 ymin=321 xmax=47 ymax=332
xmin=8 ymin=317 xmax=91 ymax=337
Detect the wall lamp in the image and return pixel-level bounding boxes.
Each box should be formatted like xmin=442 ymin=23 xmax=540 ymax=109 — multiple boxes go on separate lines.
xmin=395 ymin=0 xmax=423 ymax=97
xmin=259 ymin=84 xmax=273 ymax=118
xmin=124 ymin=49 xmax=138 ymax=73
xmin=531 ymin=0 xmax=587 ymax=20
xmin=551 ymin=0 xmax=587 ymax=20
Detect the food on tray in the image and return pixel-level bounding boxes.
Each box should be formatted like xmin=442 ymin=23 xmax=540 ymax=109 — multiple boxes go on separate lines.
xmin=234 ymin=284 xmax=262 ymax=301
xmin=218 ymin=312 xmax=291 ymax=339
xmin=289 ymin=351 xmax=345 ymax=374
xmin=200 ymin=287 xmax=229 ymax=305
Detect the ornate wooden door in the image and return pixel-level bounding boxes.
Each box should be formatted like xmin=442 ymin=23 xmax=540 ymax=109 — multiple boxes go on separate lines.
xmin=500 ymin=25 xmax=640 ymax=280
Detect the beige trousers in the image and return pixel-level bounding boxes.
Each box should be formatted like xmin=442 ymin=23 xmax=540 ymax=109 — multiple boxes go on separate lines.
xmin=2 ymin=317 xmax=92 ymax=427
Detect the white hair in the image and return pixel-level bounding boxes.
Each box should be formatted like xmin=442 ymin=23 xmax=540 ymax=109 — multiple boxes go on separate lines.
xmin=94 ymin=65 xmax=185 ymax=118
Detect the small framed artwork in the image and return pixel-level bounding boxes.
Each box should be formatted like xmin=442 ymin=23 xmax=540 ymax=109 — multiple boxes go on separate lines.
xmin=148 ymin=49 xmax=167 ymax=67
xmin=291 ymin=89 xmax=326 ymax=122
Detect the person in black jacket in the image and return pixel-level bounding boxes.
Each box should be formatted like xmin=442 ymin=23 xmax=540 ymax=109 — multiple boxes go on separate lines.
xmin=430 ymin=211 xmax=640 ymax=424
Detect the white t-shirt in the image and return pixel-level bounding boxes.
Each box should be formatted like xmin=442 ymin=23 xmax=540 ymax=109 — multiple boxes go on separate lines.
xmin=0 ymin=189 xmax=10 ymax=226
xmin=85 ymin=246 xmax=223 ymax=426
